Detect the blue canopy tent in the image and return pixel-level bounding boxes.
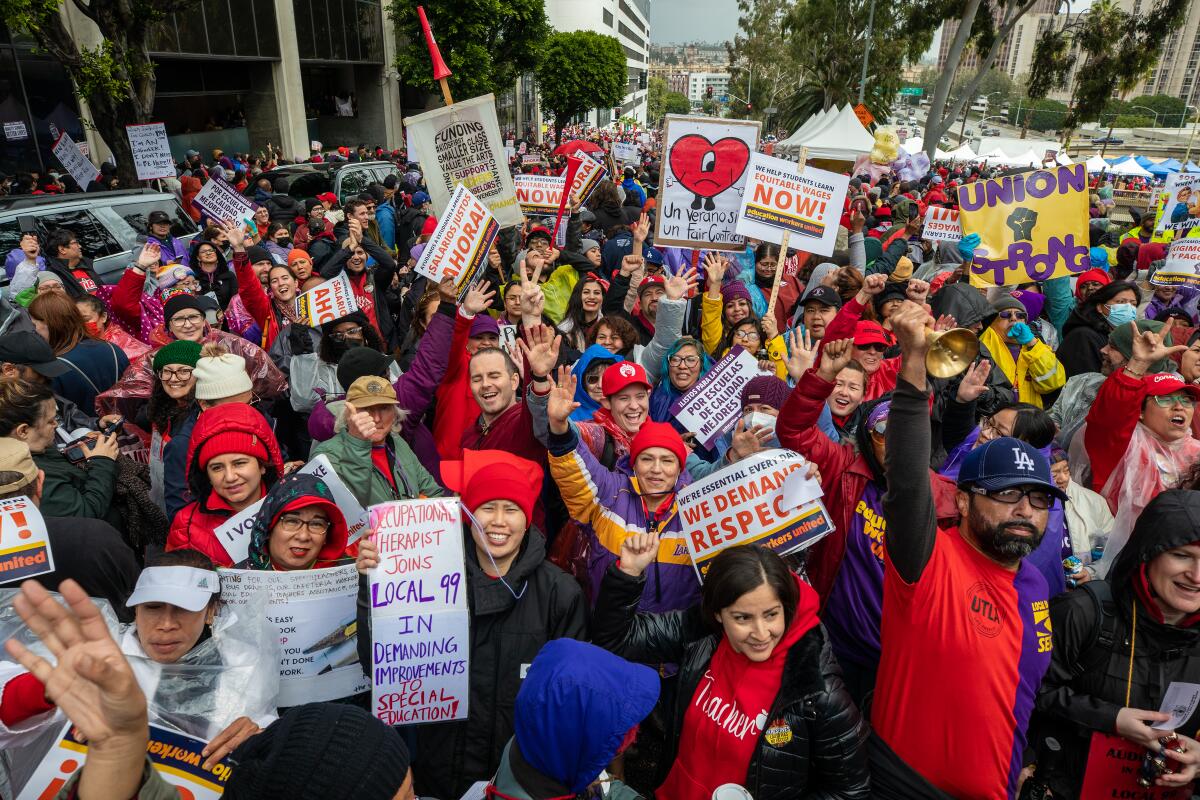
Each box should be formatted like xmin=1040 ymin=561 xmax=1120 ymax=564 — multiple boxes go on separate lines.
xmin=1134 ymin=155 xmax=1156 ymax=169
xmin=1148 ymin=159 xmax=1180 ymax=177
xmin=1184 ymin=161 xmax=1200 ymax=173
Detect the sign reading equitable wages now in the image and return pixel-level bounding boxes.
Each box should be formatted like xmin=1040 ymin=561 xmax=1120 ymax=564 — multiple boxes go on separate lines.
xmin=956 ymin=164 xmax=1090 ymax=287
xmin=514 ymin=174 xmax=565 ymax=215
xmin=736 ymin=152 xmax=849 ymax=258
xmin=415 ymin=184 xmax=500 ymax=302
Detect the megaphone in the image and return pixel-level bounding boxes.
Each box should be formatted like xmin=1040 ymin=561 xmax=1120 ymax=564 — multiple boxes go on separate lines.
xmin=926 ymin=328 xmax=979 ymax=378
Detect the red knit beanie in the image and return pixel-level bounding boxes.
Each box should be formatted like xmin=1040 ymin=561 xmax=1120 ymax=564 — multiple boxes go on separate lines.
xmin=629 ymin=421 xmax=687 ymax=466
xmin=198 ymin=430 xmax=269 ymax=468
xmin=441 ymin=450 xmax=543 ymax=526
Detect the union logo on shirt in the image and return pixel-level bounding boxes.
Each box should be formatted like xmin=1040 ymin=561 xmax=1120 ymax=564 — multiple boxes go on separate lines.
xmin=966 ymin=581 xmax=1004 ymax=638
xmin=1032 ymin=599 xmax=1053 ymax=653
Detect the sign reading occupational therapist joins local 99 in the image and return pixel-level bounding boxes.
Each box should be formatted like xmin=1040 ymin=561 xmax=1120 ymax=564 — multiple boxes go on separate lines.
xmin=956 ymin=164 xmax=1090 ymax=288
xmin=735 ymin=152 xmax=850 ymax=258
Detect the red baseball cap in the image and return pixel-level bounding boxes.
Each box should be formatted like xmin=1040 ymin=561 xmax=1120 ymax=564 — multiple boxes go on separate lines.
xmin=316 ymin=192 xmax=337 ymax=204
xmin=853 ymin=321 xmax=889 ymax=348
xmin=1142 ymin=373 xmax=1200 ymax=401
xmin=601 ymin=361 xmax=651 ymax=397
xmin=638 ymin=275 xmax=666 ymax=295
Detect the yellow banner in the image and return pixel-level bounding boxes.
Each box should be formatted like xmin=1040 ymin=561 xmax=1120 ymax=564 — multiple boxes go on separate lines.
xmin=956 ymin=165 xmax=1090 ymax=287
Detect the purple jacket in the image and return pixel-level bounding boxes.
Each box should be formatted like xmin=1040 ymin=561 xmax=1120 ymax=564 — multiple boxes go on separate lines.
xmin=4 ymin=249 xmax=46 ymax=279
xmin=308 ymin=304 xmax=455 ymax=474
xmin=147 ymin=235 xmax=191 ymax=266
xmin=1145 ymin=285 xmax=1200 ymax=324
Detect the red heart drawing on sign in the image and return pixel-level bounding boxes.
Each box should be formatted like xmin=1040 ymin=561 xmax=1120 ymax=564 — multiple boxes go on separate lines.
xmin=669 ymin=135 xmax=752 ymax=210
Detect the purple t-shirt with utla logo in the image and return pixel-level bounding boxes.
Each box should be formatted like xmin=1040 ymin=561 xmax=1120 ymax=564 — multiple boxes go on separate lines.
xmin=823 ymin=481 xmax=887 ymax=669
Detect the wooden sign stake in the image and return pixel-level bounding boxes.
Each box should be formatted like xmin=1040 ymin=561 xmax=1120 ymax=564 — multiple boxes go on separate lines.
xmin=766 ymin=147 xmax=806 ymax=317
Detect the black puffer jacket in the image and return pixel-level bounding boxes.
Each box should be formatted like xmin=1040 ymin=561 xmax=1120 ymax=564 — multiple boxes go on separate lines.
xmin=188 ymin=240 xmax=237 ymax=308
xmin=1057 ymin=304 xmax=1110 ymax=378
xmin=356 ymin=527 xmax=588 ymax=800
xmin=1031 ymin=489 xmax=1200 ymax=799
xmin=592 ymin=566 xmax=870 ymax=800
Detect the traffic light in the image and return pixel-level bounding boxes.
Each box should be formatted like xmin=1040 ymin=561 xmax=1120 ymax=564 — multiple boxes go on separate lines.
xmin=706 ymin=86 xmax=713 ymax=99
xmin=747 ymin=103 xmax=752 ymax=110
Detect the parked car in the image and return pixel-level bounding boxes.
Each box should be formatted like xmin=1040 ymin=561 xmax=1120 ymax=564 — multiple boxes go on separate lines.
xmin=1092 ymin=135 xmax=1124 ymax=145
xmin=982 ymin=125 xmax=1001 ymax=135
xmin=244 ymin=161 xmax=402 ymax=206
xmin=0 ymin=189 xmax=198 ymax=285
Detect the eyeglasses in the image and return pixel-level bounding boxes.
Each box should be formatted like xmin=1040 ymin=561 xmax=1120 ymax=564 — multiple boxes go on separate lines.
xmin=668 ymin=354 xmax=700 ymax=367
xmin=734 ymin=329 xmax=760 ymax=341
xmin=969 ymin=485 xmax=1053 ymax=510
xmin=856 ymin=343 xmax=887 ymax=353
xmin=169 ymin=313 xmax=204 ymax=327
xmin=585 ymin=373 xmax=603 ymax=386
xmin=1152 ymin=392 xmax=1196 ymax=408
xmin=980 ymin=417 xmax=1009 ymax=437
xmin=998 ymin=310 xmax=1028 ymax=321
xmin=276 ymin=514 xmax=331 ymax=534
xmin=331 ymin=326 xmax=364 ymax=342
xmin=158 ymin=367 xmax=194 ymax=381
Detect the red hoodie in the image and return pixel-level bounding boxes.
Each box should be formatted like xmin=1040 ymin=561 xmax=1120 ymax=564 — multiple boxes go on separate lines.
xmin=658 ymin=576 xmax=819 ymax=799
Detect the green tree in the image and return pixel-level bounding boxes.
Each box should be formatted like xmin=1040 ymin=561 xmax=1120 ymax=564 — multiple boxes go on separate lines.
xmin=647 ymin=76 xmax=668 ymax=125
xmin=1112 ymin=114 xmax=1154 ymax=128
xmin=725 ymin=0 xmax=803 ymax=122
xmin=1006 ymin=98 xmax=1069 ymax=132
xmin=1129 ymin=94 xmax=1187 ymax=127
xmin=390 ymin=0 xmax=549 ymax=102
xmin=535 ymin=30 xmax=626 ymax=143
xmin=665 ymin=92 xmax=692 ymax=116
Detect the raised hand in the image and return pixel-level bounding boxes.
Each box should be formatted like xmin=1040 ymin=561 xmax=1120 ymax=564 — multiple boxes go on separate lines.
xmin=1130 ymin=318 xmax=1186 ymax=369
xmin=664 ymin=267 xmax=699 ymax=301
xmin=933 ymin=313 xmax=958 ymax=332
xmin=519 ymin=281 xmax=546 ymax=320
xmin=546 ymin=365 xmax=580 ymax=434
xmin=955 ymin=359 xmax=992 ymax=403
xmin=762 ymin=314 xmax=779 ymax=341
xmin=704 ymin=252 xmax=728 ymax=293
xmin=461 ymin=281 xmax=496 ymax=316
xmin=892 ymin=300 xmax=934 ymax=359
xmin=850 ymin=207 xmax=866 ymax=233
xmin=858 ymin=273 xmax=886 ymax=300
xmin=906 ymin=278 xmax=931 ymax=304
xmin=522 ymin=251 xmax=546 ymax=285
xmin=786 ymin=327 xmax=817 ymax=381
xmin=730 ymin=418 xmax=772 ymax=461
xmin=632 ymin=212 xmax=650 ymax=244
xmin=817 ymin=337 xmax=855 ymax=382
xmin=618 ymin=530 xmax=660 ymax=577
xmin=518 ymin=324 xmax=562 ymax=377
xmin=355 ymin=532 xmax=379 ymax=574
xmin=135 ymin=242 xmax=161 ymax=270
xmin=347 ymin=217 xmax=363 ymax=245
xmin=620 ymin=253 xmax=644 ymax=277
xmin=344 ymin=401 xmax=378 ymax=441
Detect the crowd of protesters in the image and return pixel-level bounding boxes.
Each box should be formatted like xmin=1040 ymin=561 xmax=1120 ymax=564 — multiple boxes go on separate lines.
xmin=0 ymin=126 xmax=1199 ymax=800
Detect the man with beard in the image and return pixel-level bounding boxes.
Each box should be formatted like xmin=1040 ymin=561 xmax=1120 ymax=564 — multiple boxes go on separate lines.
xmin=869 ymin=300 xmax=1065 ymax=800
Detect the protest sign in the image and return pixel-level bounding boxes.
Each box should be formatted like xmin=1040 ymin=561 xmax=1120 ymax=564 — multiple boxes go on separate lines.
xmin=3 ymin=121 xmax=27 ymax=141
xmin=736 ymin=152 xmax=849 ymax=257
xmin=404 ymin=94 xmax=522 ymax=227
xmin=503 ymin=146 xmax=515 ymax=163
xmin=219 ymin=564 xmax=370 ymax=706
xmin=367 ymin=498 xmax=470 ymax=725
xmin=1156 ymin=172 xmax=1200 ymax=234
xmin=922 ymin=206 xmax=962 ymax=243
xmin=498 ymin=323 xmax=518 ymax=351
xmin=518 ymin=142 xmax=528 ymax=154
xmin=0 ymin=496 xmax=53 ymax=583
xmin=1152 ymin=239 xmax=1200 ymax=287
xmin=956 ymin=164 xmax=1090 ymax=287
xmin=670 ymin=347 xmax=761 ymax=448
xmin=294 ymin=272 xmax=359 ymax=325
xmin=414 ymin=184 xmax=500 ymax=302
xmin=613 ymin=141 xmax=639 ymax=163
xmin=514 ymin=174 xmax=565 ymax=215
xmin=521 ymin=153 xmax=542 ymax=166
xmin=19 ymin=722 xmax=231 ymax=800
xmin=568 ymin=153 xmax=607 ymax=206
xmin=214 ymin=454 xmax=368 ymax=564
xmin=52 ymin=132 xmax=98 ymax=190
xmin=678 ymin=449 xmax=833 ymax=579
xmin=192 ymin=177 xmax=256 ymax=228
xmin=1080 ymin=731 xmax=1192 ymax=799
xmin=657 ymin=115 xmax=761 ymax=251
xmin=125 ymin=122 xmax=175 ymax=181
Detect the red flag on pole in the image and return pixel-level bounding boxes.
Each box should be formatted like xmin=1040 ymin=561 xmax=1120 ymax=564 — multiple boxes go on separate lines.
xmin=417 ymin=6 xmax=452 ymax=81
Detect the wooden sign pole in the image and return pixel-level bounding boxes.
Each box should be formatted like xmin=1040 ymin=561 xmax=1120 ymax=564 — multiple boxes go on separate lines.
xmin=765 ymin=147 xmax=805 ymax=318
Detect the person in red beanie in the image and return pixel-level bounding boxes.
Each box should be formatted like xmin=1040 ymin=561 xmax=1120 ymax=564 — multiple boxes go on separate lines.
xmin=166 ymin=402 xmax=285 ymax=566
xmin=1074 ymin=267 xmax=1112 ymax=303
xmin=354 ymin=449 xmax=586 ymax=798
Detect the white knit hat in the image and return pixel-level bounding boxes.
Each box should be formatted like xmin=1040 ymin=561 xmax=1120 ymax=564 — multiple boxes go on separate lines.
xmin=194 ymin=352 xmax=252 ymax=400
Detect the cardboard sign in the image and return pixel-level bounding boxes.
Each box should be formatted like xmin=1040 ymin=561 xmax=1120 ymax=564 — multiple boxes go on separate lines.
xmin=3 ymin=121 xmax=28 ymax=141
xmin=367 ymin=498 xmax=470 ymax=725
xmin=192 ymin=176 xmax=256 ymax=228
xmin=1157 ymin=172 xmax=1200 ymax=234
xmin=678 ymin=449 xmax=834 ymax=578
xmin=0 ymin=496 xmax=54 ymax=583
xmin=923 ymin=206 xmax=962 ymax=243
xmin=522 ymin=154 xmax=542 ymax=166
xmin=736 ymin=152 xmax=849 ymax=257
xmin=213 ymin=455 xmax=369 ymax=564
xmin=126 ymin=122 xmax=175 ymax=181
xmin=957 ymin=164 xmax=1090 ymax=287
xmin=670 ymin=347 xmax=762 ymax=448
xmin=294 ymin=272 xmax=359 ymax=325
xmin=51 ymin=132 xmax=99 ymax=190
xmin=414 ymin=184 xmax=500 ymax=302
xmin=218 ymin=564 xmax=370 ymax=706
xmin=515 ymin=174 xmax=565 ymax=215
xmin=656 ymin=115 xmax=762 ymax=251
xmin=1080 ymin=731 xmax=1192 ymax=799
xmin=613 ymin=141 xmax=639 ymax=163
xmin=404 ymin=93 xmax=522 ymax=227
xmin=568 ymin=154 xmax=607 ymax=206
xmin=1153 ymin=239 xmax=1200 ymax=287
xmin=18 ymin=722 xmax=231 ymax=800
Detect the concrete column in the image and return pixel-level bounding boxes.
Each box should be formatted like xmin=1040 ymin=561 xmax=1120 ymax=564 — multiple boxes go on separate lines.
xmin=379 ymin=9 xmax=405 ymax=149
xmin=270 ymin=0 xmax=310 ymax=160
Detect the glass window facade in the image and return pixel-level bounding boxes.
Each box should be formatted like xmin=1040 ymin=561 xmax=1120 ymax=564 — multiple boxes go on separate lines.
xmin=297 ymin=0 xmax=384 ymax=64
xmin=0 ymin=31 xmax=88 ymax=175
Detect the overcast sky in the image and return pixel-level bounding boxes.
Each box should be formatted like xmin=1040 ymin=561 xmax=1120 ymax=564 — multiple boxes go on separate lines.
xmin=650 ymin=0 xmax=740 ymax=44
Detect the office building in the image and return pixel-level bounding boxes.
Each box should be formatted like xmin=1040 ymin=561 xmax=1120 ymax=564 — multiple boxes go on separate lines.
xmin=687 ymin=72 xmax=730 ymax=105
xmin=546 ymin=0 xmax=651 ymax=125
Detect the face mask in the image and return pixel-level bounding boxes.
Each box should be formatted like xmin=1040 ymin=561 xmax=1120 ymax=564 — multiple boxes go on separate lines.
xmin=1105 ymin=302 xmax=1137 ymax=327
xmin=743 ymin=411 xmax=779 ymax=446
xmin=84 ymin=320 xmax=101 ymax=336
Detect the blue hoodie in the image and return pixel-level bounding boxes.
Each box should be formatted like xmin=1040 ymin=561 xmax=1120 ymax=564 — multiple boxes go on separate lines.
xmin=513 ymin=639 xmax=660 ymax=794
xmin=650 ymin=339 xmax=728 ymax=464
xmin=570 ymin=345 xmax=622 ymax=422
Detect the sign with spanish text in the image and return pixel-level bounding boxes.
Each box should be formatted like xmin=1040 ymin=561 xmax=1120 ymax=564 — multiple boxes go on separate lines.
xmin=19 ymin=722 xmax=230 ymax=800
xmin=515 ymin=174 xmax=565 ymax=215
xmin=678 ymin=449 xmax=833 ymax=579
xmin=736 ymin=152 xmax=849 ymax=257
xmin=367 ymin=498 xmax=469 ymax=725
xmin=1153 ymin=239 xmax=1200 ymax=287
xmin=568 ymin=153 xmax=607 ymax=206
xmin=670 ymin=347 xmax=762 ymax=448
xmin=192 ymin=176 xmax=256 ymax=228
xmin=3 ymin=121 xmax=28 ymax=141
xmin=1157 ymin=172 xmax=1200 ymax=234
xmin=922 ymin=206 xmax=962 ymax=243
xmin=414 ymin=184 xmax=500 ymax=302
xmin=613 ymin=141 xmax=639 ymax=163
xmin=125 ymin=122 xmax=175 ymax=181
xmin=294 ymin=272 xmax=359 ymax=325
xmin=957 ymin=164 xmax=1090 ymax=287
xmin=404 ymin=93 xmax=522 ymax=227
xmin=656 ymin=115 xmax=761 ymax=251
xmin=0 ymin=496 xmax=53 ymax=584
xmin=51 ymin=132 xmax=99 ymax=190
xmin=522 ymin=154 xmax=542 ymax=166
xmin=218 ymin=565 xmax=370 ymax=706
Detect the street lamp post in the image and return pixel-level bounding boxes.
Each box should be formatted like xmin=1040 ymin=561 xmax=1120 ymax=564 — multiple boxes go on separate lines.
xmin=1128 ymin=105 xmax=1159 ymax=126
xmin=960 ymin=92 xmax=1000 ymax=141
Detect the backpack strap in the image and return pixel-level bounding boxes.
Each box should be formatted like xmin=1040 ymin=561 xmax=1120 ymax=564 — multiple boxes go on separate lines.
xmin=601 ymin=431 xmax=617 ymax=471
xmin=56 ymin=355 xmax=101 ymax=396
xmin=1069 ymin=581 xmax=1120 ymax=680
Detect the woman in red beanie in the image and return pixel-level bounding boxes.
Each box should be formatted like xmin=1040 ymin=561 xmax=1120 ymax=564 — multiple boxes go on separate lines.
xmin=166 ymin=403 xmax=285 ymax=566
xmin=354 ymin=449 xmax=586 ymax=799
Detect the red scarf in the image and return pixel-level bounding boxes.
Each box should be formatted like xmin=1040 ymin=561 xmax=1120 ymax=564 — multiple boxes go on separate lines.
xmin=591 ymin=408 xmax=634 ymax=452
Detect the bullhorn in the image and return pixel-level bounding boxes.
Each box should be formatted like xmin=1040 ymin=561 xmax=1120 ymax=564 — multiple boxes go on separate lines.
xmin=925 ymin=328 xmax=979 ymax=378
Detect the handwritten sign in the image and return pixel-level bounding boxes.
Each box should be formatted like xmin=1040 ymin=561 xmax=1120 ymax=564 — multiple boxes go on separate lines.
xmin=367 ymin=498 xmax=470 ymax=725
xmin=218 ymin=564 xmax=370 ymax=706
xmin=922 ymin=206 xmax=962 ymax=243
xmin=670 ymin=347 xmax=761 ymax=448
xmin=1157 ymin=172 xmax=1200 ymax=234
xmin=613 ymin=141 xmax=639 ymax=163
xmin=214 ymin=455 xmax=368 ymax=564
xmin=404 ymin=93 xmax=522 ymax=227
xmin=515 ymin=174 xmax=565 ymax=215
xmin=736 ymin=152 xmax=849 ymax=257
xmin=126 ymin=122 xmax=175 ymax=181
xmin=0 ymin=496 xmax=53 ymax=583
xmin=192 ymin=176 xmax=256 ymax=228
xmin=678 ymin=449 xmax=833 ymax=578
xmin=1153 ymin=239 xmax=1200 ymax=287
xmin=51 ymin=132 xmax=99 ymax=190
xmin=656 ymin=115 xmax=762 ymax=252
xmin=414 ymin=184 xmax=500 ymax=302
xmin=19 ymin=722 xmax=231 ymax=800
xmin=957 ymin=164 xmax=1090 ymax=287
xmin=294 ymin=272 xmax=359 ymax=325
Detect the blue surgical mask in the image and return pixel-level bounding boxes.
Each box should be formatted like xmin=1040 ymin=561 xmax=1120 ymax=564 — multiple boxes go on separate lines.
xmin=1105 ymin=302 xmax=1137 ymax=327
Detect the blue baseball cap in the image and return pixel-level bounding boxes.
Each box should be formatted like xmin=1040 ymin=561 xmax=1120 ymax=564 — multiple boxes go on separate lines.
xmin=958 ymin=437 xmax=1066 ymax=501
xmin=412 ymin=191 xmax=431 ymax=206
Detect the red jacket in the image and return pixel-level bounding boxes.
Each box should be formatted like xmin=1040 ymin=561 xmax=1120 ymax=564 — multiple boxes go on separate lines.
xmin=1084 ymin=368 xmax=1146 ymax=494
xmin=233 ymin=251 xmax=283 ymax=350
xmin=111 ymin=267 xmax=145 ymax=331
xmin=776 ymin=369 xmax=960 ymax=602
xmin=432 ymin=311 xmax=475 ymax=460
xmin=167 ymin=495 xmax=244 ymax=566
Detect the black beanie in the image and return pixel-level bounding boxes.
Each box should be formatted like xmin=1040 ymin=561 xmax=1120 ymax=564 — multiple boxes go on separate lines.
xmin=245 ymin=245 xmax=274 ymax=266
xmin=163 ymin=293 xmax=203 ymax=324
xmin=223 ymin=703 xmax=410 ymax=800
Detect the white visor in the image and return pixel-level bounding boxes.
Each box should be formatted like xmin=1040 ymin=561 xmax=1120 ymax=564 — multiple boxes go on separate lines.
xmin=126 ymin=566 xmax=220 ymax=612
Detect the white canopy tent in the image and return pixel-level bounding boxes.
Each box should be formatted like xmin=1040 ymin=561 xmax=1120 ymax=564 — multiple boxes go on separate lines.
xmin=1084 ymin=154 xmax=1110 ymax=173
xmin=1056 ymin=152 xmax=1073 ymax=166
xmin=775 ymin=106 xmax=838 ymax=155
xmin=949 ymin=143 xmax=977 ymax=161
xmin=1010 ymin=149 xmax=1044 ymax=168
xmin=777 ymin=104 xmax=875 ymax=161
xmin=1108 ymin=158 xmax=1153 ymax=178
